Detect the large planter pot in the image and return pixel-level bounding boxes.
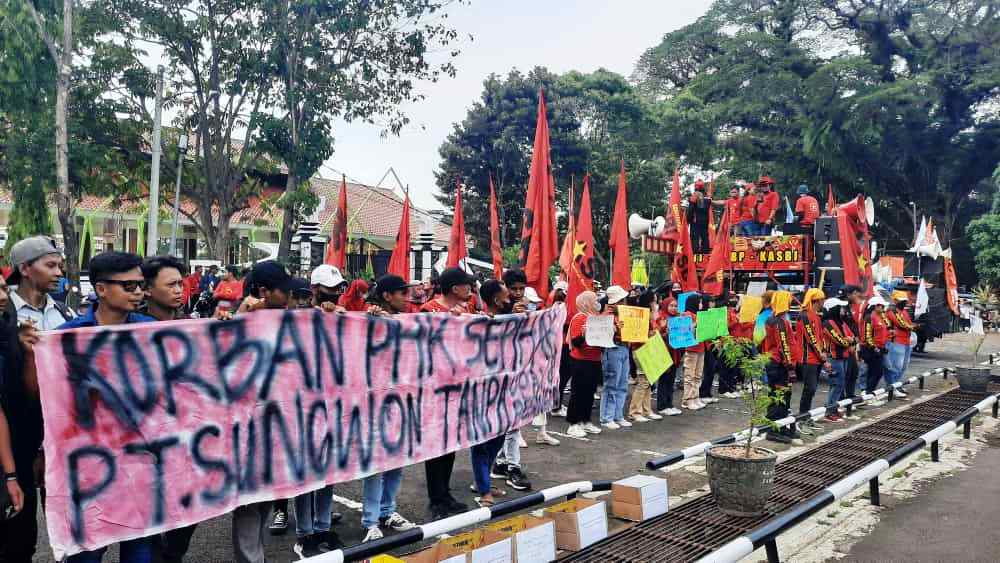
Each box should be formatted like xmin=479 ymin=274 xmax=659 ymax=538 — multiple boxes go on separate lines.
xmin=956 ymin=366 xmax=991 ymax=393
xmin=705 ymin=444 xmax=777 ymax=517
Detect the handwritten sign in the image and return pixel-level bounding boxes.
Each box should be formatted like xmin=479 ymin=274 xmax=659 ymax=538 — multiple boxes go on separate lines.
xmin=677 ymin=292 xmax=698 ymax=313
xmin=667 ymin=316 xmax=697 ymax=349
xmin=35 ymin=307 xmax=566 ymax=558
xmin=633 ymin=333 xmax=672 ymax=384
xmin=617 ymin=306 xmax=650 ymax=343
xmin=746 ymin=281 xmax=768 ymax=297
xmin=696 ymin=307 xmax=729 ymax=342
xmin=738 ymin=295 xmax=763 ymax=323
xmin=585 ymin=315 xmax=616 ymax=348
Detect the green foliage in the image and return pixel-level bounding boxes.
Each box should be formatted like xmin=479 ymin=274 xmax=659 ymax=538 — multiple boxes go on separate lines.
xmin=717 ymin=335 xmax=777 ymax=457
xmin=967 ymin=214 xmax=1000 ymax=285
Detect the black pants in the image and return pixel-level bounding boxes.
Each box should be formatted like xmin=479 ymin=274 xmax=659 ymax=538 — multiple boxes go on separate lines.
xmin=424 ymin=453 xmax=457 ymax=506
xmin=765 ymin=362 xmax=794 ymax=436
xmin=844 ymin=356 xmax=859 ymax=399
xmin=655 ymin=365 xmax=679 ymax=410
xmin=0 ymin=468 xmax=38 ymax=563
xmin=699 ymin=348 xmax=718 ymax=398
xmin=691 ymin=226 xmax=710 ymax=254
xmin=717 ymin=359 xmax=739 ymax=394
xmin=566 ymin=358 xmax=602 ymax=424
xmin=798 ymin=363 xmax=820 ymax=414
xmin=864 ymin=349 xmax=885 ymax=393
xmin=156 ymin=525 xmax=198 ymax=563
xmin=554 ymin=345 xmax=572 ymax=409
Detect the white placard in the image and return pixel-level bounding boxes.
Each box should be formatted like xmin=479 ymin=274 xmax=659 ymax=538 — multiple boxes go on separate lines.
xmin=514 ymin=521 xmax=557 ymax=563
xmin=574 ymin=502 xmax=609 ymax=550
xmin=585 ymin=315 xmax=616 ymax=348
xmin=470 ymin=536 xmax=513 ymax=563
xmin=746 ymin=281 xmax=768 ymax=297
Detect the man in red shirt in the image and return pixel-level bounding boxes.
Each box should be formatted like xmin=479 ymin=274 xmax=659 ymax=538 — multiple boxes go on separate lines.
xmin=886 ymin=293 xmax=918 ymax=397
xmin=796 ymin=289 xmax=829 ymax=434
xmin=182 ymin=265 xmax=202 ymax=311
xmin=739 ymin=184 xmax=757 ymax=235
xmin=756 ymin=176 xmax=780 ymax=234
xmin=763 ymin=291 xmax=802 ymax=444
xmin=794 ymin=185 xmax=821 ymax=229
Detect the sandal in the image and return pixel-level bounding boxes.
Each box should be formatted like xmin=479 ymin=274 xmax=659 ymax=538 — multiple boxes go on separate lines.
xmin=474 ymin=496 xmax=495 ymax=508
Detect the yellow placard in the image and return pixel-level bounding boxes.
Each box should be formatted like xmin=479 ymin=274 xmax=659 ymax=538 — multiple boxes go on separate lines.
xmin=738 ymin=295 xmax=763 ymax=324
xmin=633 ymin=332 xmax=673 ymax=384
xmin=618 ymin=305 xmax=650 ymax=343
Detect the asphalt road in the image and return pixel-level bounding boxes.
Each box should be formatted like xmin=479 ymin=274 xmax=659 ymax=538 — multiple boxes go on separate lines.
xmin=30 ymin=332 xmax=993 ymax=563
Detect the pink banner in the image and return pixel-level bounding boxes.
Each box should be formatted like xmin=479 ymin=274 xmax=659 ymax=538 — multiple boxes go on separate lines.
xmin=35 ymin=307 xmax=566 ymax=557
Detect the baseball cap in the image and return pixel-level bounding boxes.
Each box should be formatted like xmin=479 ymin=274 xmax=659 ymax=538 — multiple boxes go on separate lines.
xmin=310 ymin=264 xmax=347 ymax=289
xmin=7 ymin=235 xmax=62 ymax=284
xmin=250 ymin=261 xmax=297 ymax=292
xmin=374 ymin=274 xmax=416 ymax=296
xmin=524 ymin=287 xmax=542 ymax=303
xmin=439 ymin=267 xmax=474 ymax=294
xmin=823 ymin=297 xmax=849 ymax=310
xmin=867 ymin=293 xmax=889 ymax=308
xmin=606 ymin=285 xmax=628 ymax=305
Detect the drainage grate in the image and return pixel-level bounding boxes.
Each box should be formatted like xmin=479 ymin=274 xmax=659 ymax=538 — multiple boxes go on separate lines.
xmin=562 ymin=387 xmax=993 ymax=562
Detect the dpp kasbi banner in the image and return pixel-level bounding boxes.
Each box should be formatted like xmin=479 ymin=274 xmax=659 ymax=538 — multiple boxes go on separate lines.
xmin=35 ymin=306 xmax=565 ymax=557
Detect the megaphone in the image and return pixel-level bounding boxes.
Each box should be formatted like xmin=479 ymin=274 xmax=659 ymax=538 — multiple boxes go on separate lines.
xmin=837 ymin=196 xmax=875 ymax=227
xmin=629 ymin=214 xmax=666 ymax=239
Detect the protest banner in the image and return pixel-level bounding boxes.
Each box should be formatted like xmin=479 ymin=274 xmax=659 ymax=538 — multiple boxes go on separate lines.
xmin=696 ymin=307 xmax=729 ymax=342
xmin=677 ymin=292 xmax=698 ymax=313
xmin=738 ymin=295 xmax=763 ymax=324
xmin=34 ymin=306 xmax=566 ymax=557
xmin=585 ymin=315 xmax=616 ymax=348
xmin=633 ymin=333 xmax=672 ymax=384
xmin=667 ymin=316 xmax=696 ymax=348
xmin=617 ymin=306 xmax=650 ymax=343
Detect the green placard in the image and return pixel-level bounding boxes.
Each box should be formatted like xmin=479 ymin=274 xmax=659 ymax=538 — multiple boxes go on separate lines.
xmin=634 ymin=332 xmax=672 ymax=384
xmin=696 ymin=307 xmax=730 ymax=342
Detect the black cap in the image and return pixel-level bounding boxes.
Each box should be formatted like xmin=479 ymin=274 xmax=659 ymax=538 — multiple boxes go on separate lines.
xmin=439 ymin=267 xmax=474 ymax=294
xmin=374 ymin=274 xmax=416 ymax=296
xmin=250 ymin=261 xmax=296 ymax=292
xmin=288 ymin=277 xmax=311 ymax=295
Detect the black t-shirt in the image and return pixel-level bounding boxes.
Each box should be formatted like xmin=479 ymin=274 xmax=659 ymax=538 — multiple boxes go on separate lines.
xmin=687 ymin=197 xmax=711 ymax=226
xmin=0 ymin=311 xmax=42 ymax=481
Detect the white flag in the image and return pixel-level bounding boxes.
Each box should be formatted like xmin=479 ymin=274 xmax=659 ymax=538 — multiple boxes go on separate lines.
xmin=915 ymin=280 xmax=929 ymax=316
xmin=908 ymin=216 xmax=926 ymax=253
xmin=971 ymin=312 xmax=985 ymax=336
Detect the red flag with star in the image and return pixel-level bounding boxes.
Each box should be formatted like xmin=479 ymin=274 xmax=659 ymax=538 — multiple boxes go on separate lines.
xmin=446 ymin=179 xmax=467 ymax=268
xmin=517 ymin=89 xmax=559 ymax=298
xmin=609 ymin=159 xmax=631 ymax=289
xmin=566 ymin=174 xmax=595 ymax=318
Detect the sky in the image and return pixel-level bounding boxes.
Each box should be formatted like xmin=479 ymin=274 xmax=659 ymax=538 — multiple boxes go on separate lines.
xmin=322 ymin=0 xmax=714 ymax=210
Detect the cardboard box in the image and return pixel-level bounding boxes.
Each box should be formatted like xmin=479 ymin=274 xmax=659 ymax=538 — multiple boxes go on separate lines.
xmin=435 ymin=529 xmax=513 ymax=563
xmin=543 ymin=498 xmax=608 ymax=551
xmin=486 ymin=515 xmax=557 ymax=563
xmin=611 ymin=474 xmax=668 ymax=522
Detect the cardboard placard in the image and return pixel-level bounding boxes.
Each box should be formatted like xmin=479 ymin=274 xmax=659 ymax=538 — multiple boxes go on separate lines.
xmin=543 ymin=498 xmax=608 ymax=551
xmin=486 ymin=515 xmax=557 ymax=563
xmin=677 ymin=291 xmax=698 ymax=313
xmin=585 ymin=314 xmax=616 ymax=348
xmin=696 ymin=307 xmax=729 ymax=342
xmin=667 ymin=315 xmax=697 ymax=348
xmin=617 ymin=305 xmax=650 ymax=343
xmin=746 ymin=281 xmax=768 ymax=297
xmin=436 ymin=529 xmax=513 ymax=563
xmin=611 ymin=475 xmax=669 ymax=522
xmin=738 ymin=295 xmax=763 ymax=324
xmin=633 ymin=332 xmax=672 ymax=384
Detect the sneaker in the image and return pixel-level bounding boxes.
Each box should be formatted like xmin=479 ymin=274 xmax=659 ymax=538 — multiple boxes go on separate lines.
xmin=269 ymin=508 xmax=288 ymax=535
xmin=766 ymin=432 xmax=792 ymax=444
xmin=869 ymin=399 xmax=886 ymax=407
xmin=517 ymin=434 xmax=528 ymax=448
xmin=490 ymin=462 xmax=509 ymax=479
xmin=825 ymin=413 xmax=844 ymax=423
xmin=701 ymin=396 xmax=719 ymax=404
xmin=797 ymin=424 xmax=814 ymax=436
xmin=647 ymin=413 xmax=663 ymax=420
xmin=506 ymin=466 xmax=532 ymax=491
xmin=551 ymin=406 xmax=568 ymax=417
xmin=380 ymin=512 xmax=417 ymax=531
xmin=602 ymin=421 xmax=621 ymax=430
xmin=293 ymin=535 xmax=328 ymax=559
xmin=536 ymin=432 xmax=560 ymax=446
xmin=659 ymin=407 xmax=682 ymax=416
xmin=632 ymin=415 xmax=650 ymax=423
xmin=594 ymin=392 xmax=601 ymax=400
xmin=362 ymin=526 xmax=384 ymax=543
xmin=895 ymin=389 xmax=908 ymax=397
xmin=582 ymin=422 xmax=603 ymax=434
xmin=567 ymin=424 xmax=588 ymax=438
xmin=724 ymin=391 xmax=741 ymax=398
xmin=429 ymin=503 xmax=451 ymax=520
xmin=616 ymin=419 xmax=633 ymax=427
xmin=694 ymin=400 xmax=707 ymax=409
xmin=444 ymin=496 xmax=468 ymax=514
xmin=316 ymin=530 xmax=344 ymax=551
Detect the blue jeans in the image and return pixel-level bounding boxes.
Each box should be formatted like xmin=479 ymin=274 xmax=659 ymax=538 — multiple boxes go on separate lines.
xmin=826 ymin=359 xmax=846 ymax=407
xmin=600 ymin=345 xmax=630 ymax=423
xmin=857 ymin=361 xmax=869 ymax=394
xmin=293 ymin=485 xmax=334 ymax=537
xmin=471 ymin=435 xmax=506 ymax=495
xmin=886 ymin=342 xmax=911 ymax=385
xmin=361 ymin=470 xmax=402 ymax=529
xmin=67 ymin=539 xmax=152 ymax=563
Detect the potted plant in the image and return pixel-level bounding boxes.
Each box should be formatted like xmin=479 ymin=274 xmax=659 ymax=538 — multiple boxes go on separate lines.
xmin=957 ymin=284 xmax=994 ymax=392
xmin=704 ymin=336 xmax=779 ymax=517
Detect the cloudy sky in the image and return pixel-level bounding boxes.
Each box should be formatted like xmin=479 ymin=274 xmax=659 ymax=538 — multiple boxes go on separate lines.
xmin=322 ymin=0 xmax=714 ymax=210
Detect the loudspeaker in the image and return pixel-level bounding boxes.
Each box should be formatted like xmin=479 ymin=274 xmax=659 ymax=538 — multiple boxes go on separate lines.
xmin=903 ymin=255 xmax=944 ymax=277
xmin=815 ymin=241 xmax=843 ymax=267
xmin=818 ymin=268 xmax=845 ymax=293
xmin=813 ymin=216 xmax=839 ymax=242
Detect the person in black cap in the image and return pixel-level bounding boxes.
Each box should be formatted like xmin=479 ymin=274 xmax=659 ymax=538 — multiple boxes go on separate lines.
xmin=236 ymin=260 xmax=297 ymax=313
xmin=421 ymin=267 xmax=476 ymax=315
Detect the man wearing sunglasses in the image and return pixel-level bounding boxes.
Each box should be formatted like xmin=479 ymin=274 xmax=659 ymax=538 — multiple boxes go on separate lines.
xmin=58 ymin=251 xmax=155 ymax=562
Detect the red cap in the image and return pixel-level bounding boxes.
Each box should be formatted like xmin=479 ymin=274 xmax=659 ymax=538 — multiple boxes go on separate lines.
xmin=757 ymin=175 xmax=775 ymax=187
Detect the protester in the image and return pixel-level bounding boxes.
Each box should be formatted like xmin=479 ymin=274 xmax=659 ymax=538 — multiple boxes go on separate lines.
xmin=823 ymin=297 xmax=856 ymax=422
xmin=718 ymin=293 xmax=744 ymax=397
xmin=421 ymin=266 xmax=475 ymax=518
xmin=796 ymin=288 xmax=828 ymax=435
xmin=182 ymin=265 xmax=202 ymax=310
xmin=140 ymin=255 xmax=187 ymax=321
xmin=310 ymin=264 xmax=349 ymax=312
xmin=565 ymin=291 xmax=605 ymax=438
xmin=626 ymin=291 xmax=663 ymax=422
xmin=738 ymin=184 xmax=758 ymax=236
xmin=212 ymin=266 xmax=244 ymax=315
xmin=861 ymin=293 xmax=891 ymax=407
xmin=652 ymin=297 xmax=683 ymax=416
xmin=839 ymin=284 xmax=866 ymax=397
xmin=599 ymin=285 xmax=631 ymax=429
xmin=494 ymin=269 xmax=534 ymax=489
xmin=723 ymin=186 xmax=744 ymax=235
xmin=755 ymin=177 xmax=780 ymax=234
xmin=7 ymin=235 xmax=75 ymax=330
xmin=698 ymin=295 xmax=720 ymax=405
xmin=59 ymin=251 xmax=155 ymax=562
xmin=686 ymin=181 xmax=713 ymax=254
xmin=550 ymin=280 xmax=572 ymax=417
xmin=887 ymin=292 xmax=918 ymax=397
xmin=763 ymin=291 xmax=802 ymax=444
xmin=199 ymin=264 xmax=219 ymax=293
xmin=794 ymin=185 xmax=821 ymax=228
xmin=681 ymin=294 xmax=707 ymax=410
xmin=338 ymin=279 xmax=370 ymax=312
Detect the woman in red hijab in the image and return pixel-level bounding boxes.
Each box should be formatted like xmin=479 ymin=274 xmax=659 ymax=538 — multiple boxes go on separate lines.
xmin=338 ymin=279 xmax=370 ymax=312
xmin=654 ymin=297 xmax=684 ymax=416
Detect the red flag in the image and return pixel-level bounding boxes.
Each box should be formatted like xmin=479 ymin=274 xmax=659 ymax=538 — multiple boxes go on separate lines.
xmin=566 ymin=175 xmax=595 ymax=318
xmin=701 ymin=208 xmax=732 ymax=296
xmin=610 ymin=159 xmax=631 ymax=289
xmin=558 ymin=177 xmax=576 ymax=276
xmin=489 ymin=177 xmax=503 ymax=278
xmin=517 ymin=90 xmax=559 ymax=298
xmin=836 ymin=208 xmax=873 ymax=295
xmin=944 ymin=258 xmax=960 ymax=316
xmin=387 ymin=194 xmax=411 ymax=279
xmin=826 ymin=184 xmax=837 ymax=215
xmin=707 ymin=178 xmax=717 ymax=245
xmin=672 ymin=207 xmax=699 ymax=291
xmin=324 ymin=175 xmax=348 ymax=268
xmin=662 ymin=168 xmax=682 ymax=242
xmin=447 ymin=179 xmax=467 ymax=269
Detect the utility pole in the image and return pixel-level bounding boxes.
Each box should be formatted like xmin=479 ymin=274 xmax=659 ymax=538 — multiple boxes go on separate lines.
xmin=169 ymin=131 xmax=189 ymax=258
xmin=148 ymin=65 xmax=165 ymax=256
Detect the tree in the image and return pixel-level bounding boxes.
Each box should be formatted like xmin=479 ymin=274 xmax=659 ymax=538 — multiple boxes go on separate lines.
xmin=967 ymin=214 xmax=1000 ymax=285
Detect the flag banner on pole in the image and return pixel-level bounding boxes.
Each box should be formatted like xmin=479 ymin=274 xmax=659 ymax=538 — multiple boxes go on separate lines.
xmin=36 ymin=307 xmax=566 ymax=557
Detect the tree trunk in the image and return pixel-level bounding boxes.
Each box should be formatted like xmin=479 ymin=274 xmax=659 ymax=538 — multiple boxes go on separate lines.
xmin=214 ymin=215 xmax=232 ymax=265
xmin=55 ymin=0 xmax=79 ymax=307
xmin=276 ymin=173 xmax=297 ymax=261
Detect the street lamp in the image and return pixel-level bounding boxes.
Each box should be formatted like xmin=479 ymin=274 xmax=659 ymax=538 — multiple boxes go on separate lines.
xmin=169 ymin=132 xmax=189 ymax=258
xmin=909 ymin=201 xmax=917 ymax=241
